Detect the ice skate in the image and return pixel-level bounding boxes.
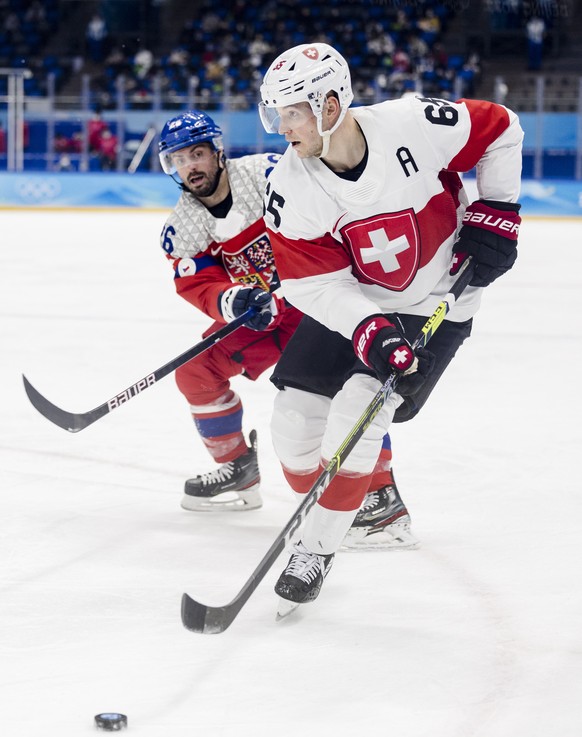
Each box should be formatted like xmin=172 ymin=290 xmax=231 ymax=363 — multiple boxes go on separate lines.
xmin=341 ymin=484 xmax=420 ymax=551
xmin=275 ymin=598 xmax=301 ymax=622
xmin=181 ymin=429 xmax=262 ymax=511
xmin=275 ymin=541 xmax=334 ymax=613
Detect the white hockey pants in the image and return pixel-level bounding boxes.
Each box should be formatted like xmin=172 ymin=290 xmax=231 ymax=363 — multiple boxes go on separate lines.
xmin=271 ymin=373 xmax=403 ymax=554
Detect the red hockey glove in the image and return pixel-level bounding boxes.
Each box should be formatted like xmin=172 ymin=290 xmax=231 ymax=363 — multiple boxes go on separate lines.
xmin=352 ymin=313 xmax=435 ymax=393
xmin=451 ymin=199 xmax=521 ymax=288
xmin=219 ymin=286 xmax=278 ymax=331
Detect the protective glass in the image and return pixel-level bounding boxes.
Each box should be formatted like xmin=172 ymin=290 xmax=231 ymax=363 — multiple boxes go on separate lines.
xmin=160 ymin=146 xmax=217 ymax=175
xmin=258 ymin=102 xmax=314 ymax=134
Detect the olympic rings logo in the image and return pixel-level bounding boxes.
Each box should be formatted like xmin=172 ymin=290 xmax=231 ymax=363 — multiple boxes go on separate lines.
xmin=15 ymin=178 xmax=62 ymax=202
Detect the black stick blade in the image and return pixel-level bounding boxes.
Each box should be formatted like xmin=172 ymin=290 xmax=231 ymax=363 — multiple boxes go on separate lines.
xmin=181 ymin=539 xmax=287 ymax=634
xmin=22 ymin=374 xmax=106 ymax=432
xmin=181 ymin=594 xmax=241 ymax=635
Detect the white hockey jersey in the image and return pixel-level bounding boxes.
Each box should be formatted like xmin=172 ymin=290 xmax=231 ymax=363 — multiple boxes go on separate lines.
xmin=263 ymin=96 xmax=523 ymax=339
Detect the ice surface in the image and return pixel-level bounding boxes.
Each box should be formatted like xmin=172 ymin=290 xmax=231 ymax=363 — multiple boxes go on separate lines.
xmin=1 ymin=210 xmax=581 ymax=736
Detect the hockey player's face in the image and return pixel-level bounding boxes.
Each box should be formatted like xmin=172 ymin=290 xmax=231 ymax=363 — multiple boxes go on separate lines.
xmin=174 ymin=144 xmax=221 ymax=196
xmin=276 ymin=103 xmax=322 ymax=158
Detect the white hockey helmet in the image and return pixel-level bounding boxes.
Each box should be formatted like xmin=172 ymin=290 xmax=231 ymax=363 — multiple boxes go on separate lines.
xmin=259 ymin=43 xmax=353 ymax=145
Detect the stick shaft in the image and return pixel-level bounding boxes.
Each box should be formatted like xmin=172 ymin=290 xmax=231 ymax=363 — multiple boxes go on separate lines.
xmin=23 ymin=308 xmax=257 ymax=432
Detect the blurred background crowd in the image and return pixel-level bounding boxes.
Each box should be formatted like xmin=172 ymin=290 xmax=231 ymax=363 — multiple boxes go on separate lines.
xmin=3 ymin=0 xmax=578 ymax=107
xmin=0 ymin=0 xmax=579 ymax=173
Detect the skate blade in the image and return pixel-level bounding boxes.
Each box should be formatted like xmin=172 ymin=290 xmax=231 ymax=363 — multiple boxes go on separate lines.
xmin=340 ymin=534 xmax=421 ymax=551
xmin=340 ymin=528 xmax=420 ymax=552
xmin=181 ymin=486 xmax=262 ymax=512
xmin=275 ymin=598 xmax=301 ymax=622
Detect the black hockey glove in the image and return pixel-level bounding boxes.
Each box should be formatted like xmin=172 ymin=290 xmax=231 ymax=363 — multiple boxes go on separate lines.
xmin=451 ymin=200 xmax=521 ymax=288
xmin=352 ymin=313 xmax=435 ymax=394
xmin=219 ymin=285 xmax=277 ymax=331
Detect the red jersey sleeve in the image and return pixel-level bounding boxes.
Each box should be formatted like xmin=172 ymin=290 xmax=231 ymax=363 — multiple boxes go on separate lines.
xmin=167 ymin=249 xmax=232 ymax=322
xmin=447 ymin=99 xmax=512 ymax=172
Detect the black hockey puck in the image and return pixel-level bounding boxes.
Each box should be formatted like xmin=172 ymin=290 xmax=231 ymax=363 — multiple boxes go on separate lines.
xmin=94 ymin=713 xmax=128 ymax=731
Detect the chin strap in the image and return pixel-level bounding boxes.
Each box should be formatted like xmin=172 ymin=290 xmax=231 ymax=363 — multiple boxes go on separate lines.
xmin=314 ymin=98 xmax=348 ymax=159
xmin=318 ymin=131 xmax=332 ymax=159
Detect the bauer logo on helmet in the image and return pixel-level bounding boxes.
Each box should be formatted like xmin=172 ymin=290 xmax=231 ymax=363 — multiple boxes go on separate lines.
xmin=311 ymin=70 xmax=332 ymax=84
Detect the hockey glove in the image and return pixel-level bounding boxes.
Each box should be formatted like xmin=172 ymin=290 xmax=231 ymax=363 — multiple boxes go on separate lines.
xmin=352 ymin=313 xmax=435 ymax=394
xmin=219 ymin=285 xmax=278 ymax=331
xmin=451 ymin=199 xmax=521 ymax=288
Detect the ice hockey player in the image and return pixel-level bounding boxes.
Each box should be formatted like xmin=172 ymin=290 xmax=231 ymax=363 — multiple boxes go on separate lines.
xmin=259 ymin=43 xmax=523 ymax=608
xmin=159 ymin=110 xmax=300 ymax=511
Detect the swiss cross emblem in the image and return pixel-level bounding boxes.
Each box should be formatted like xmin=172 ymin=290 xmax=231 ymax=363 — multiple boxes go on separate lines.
xmin=341 ymin=210 xmax=420 ymax=291
xmin=303 ymin=47 xmax=319 ymax=60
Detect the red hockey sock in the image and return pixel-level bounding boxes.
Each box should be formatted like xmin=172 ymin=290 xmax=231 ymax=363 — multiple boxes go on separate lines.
xmin=283 ymin=463 xmax=372 ymax=511
xmin=367 ymin=445 xmax=394 ymax=492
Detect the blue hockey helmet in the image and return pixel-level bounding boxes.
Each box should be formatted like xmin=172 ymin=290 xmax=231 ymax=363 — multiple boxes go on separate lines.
xmin=158 ymin=111 xmax=224 ymax=174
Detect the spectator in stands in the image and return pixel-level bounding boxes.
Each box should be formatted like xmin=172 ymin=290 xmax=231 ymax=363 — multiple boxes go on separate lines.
xmin=86 ymin=13 xmax=108 ymax=63
xmin=526 ymin=16 xmax=546 ymax=71
xmin=367 ymin=25 xmax=395 ymax=57
xmin=168 ymin=46 xmax=189 ymax=68
xmin=88 ymin=109 xmax=107 ymax=153
xmin=48 ymin=130 xmax=79 ymax=169
xmin=54 ymin=132 xmax=71 ymax=154
xmin=388 ymin=46 xmax=412 ymax=91
xmin=248 ymin=33 xmax=272 ymax=65
xmin=461 ymin=50 xmax=482 ymax=96
xmin=69 ymin=131 xmax=83 ymax=155
xmin=417 ymin=8 xmax=441 ymax=39
xmin=97 ymin=128 xmax=118 ymax=170
xmin=391 ymin=8 xmax=411 ymax=41
xmin=134 ymin=46 xmax=154 ymax=79
xmin=407 ymin=32 xmax=429 ymax=63
xmin=205 ymin=59 xmax=224 ymax=83
xmin=54 ymin=133 xmax=75 ymax=171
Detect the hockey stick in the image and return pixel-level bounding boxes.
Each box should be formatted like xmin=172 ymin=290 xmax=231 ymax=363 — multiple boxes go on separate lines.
xmin=22 ymin=308 xmax=258 ymax=433
xmin=181 ymin=258 xmax=475 ymax=634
